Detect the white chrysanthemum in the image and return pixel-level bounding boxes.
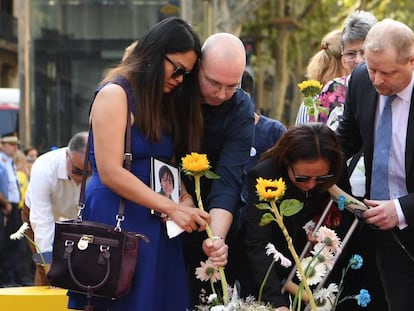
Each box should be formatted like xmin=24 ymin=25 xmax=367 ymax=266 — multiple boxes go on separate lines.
xmin=10 ymin=222 xmax=29 ymax=240
xmin=311 ymin=242 xmax=336 ymax=270
xmin=207 ymin=293 xmax=218 ymax=304
xmin=296 ymin=256 xmax=327 ymax=285
xmin=265 ymin=243 xmax=292 ymax=268
xmin=303 ymin=220 xmax=316 ymax=235
xmin=314 ymin=283 xmax=338 ymax=300
xmin=315 ymin=226 xmax=341 ymax=254
xmin=314 ymin=283 xmax=338 ymax=311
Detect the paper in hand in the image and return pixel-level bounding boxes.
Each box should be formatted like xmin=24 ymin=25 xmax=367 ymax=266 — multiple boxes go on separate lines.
xmin=166 ymin=220 xmax=185 ymax=238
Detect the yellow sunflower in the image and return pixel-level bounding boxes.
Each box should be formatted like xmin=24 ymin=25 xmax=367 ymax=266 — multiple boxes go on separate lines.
xmin=297 ymin=79 xmax=323 ymax=97
xmin=255 ymin=177 xmax=286 ymax=201
xmin=181 ymin=152 xmax=210 ymax=175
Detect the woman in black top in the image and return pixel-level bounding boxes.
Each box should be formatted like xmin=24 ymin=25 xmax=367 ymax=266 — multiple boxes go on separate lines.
xmin=245 ymin=122 xmax=351 ymax=310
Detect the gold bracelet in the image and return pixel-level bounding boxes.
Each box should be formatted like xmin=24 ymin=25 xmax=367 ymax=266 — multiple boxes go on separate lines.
xmin=180 ymin=193 xmax=193 ymax=202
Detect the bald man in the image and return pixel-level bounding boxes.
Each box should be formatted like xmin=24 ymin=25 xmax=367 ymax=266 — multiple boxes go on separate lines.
xmin=181 ymin=33 xmax=255 ymax=306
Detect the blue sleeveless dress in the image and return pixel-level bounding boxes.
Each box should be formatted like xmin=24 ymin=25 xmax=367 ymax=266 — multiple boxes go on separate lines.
xmin=67 ymin=76 xmax=190 ymax=311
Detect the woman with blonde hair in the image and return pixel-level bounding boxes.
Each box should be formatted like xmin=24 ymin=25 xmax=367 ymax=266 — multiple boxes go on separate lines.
xmin=295 ymin=29 xmax=349 ymax=124
xmin=306 ymin=29 xmax=348 ymax=85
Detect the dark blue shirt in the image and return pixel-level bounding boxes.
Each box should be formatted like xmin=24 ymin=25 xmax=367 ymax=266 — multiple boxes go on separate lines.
xmin=198 ymin=89 xmax=255 ymax=215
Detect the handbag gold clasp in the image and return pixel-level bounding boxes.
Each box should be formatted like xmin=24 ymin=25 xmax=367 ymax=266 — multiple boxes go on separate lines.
xmin=77 ymin=234 xmax=94 ymax=250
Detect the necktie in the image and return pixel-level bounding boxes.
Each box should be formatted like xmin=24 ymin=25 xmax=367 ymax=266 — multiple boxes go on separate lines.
xmin=370 ymin=95 xmax=396 ymax=200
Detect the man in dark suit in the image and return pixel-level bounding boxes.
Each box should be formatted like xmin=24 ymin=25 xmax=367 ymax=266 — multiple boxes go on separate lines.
xmin=336 ymin=19 xmax=414 ymax=311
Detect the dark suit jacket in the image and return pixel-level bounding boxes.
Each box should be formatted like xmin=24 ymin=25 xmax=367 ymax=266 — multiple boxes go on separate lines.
xmin=336 ymin=62 xmax=414 ymax=227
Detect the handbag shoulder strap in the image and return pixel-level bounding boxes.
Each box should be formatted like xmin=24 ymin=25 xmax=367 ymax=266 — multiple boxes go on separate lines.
xmin=78 ymin=76 xmax=133 ymax=230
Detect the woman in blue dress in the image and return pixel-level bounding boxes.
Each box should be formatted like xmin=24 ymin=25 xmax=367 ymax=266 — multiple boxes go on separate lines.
xmin=68 ymin=17 xmax=211 ymax=311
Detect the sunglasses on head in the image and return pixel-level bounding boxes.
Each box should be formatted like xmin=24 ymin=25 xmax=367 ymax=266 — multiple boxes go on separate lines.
xmin=165 ymin=55 xmax=191 ymax=78
xmin=68 ymin=154 xmax=91 ymax=176
xmin=290 ymin=165 xmax=334 ymax=184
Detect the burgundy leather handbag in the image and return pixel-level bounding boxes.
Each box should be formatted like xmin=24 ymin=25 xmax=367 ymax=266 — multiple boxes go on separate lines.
xmin=47 ymin=91 xmax=148 ymax=310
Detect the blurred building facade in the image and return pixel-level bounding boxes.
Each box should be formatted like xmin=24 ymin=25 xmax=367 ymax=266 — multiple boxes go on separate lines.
xmin=15 ymin=0 xmax=190 ymax=152
xmin=0 ymin=0 xmax=17 ymax=88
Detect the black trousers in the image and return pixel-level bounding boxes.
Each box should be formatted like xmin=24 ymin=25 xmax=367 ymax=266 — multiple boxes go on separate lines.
xmin=0 ymin=203 xmax=24 ymax=285
xmin=376 ymin=229 xmax=414 ymax=311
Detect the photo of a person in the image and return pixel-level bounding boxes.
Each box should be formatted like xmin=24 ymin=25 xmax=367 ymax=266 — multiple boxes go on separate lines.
xmin=151 ymin=158 xmax=179 ymax=203
xmin=158 ymin=165 xmax=175 ymax=200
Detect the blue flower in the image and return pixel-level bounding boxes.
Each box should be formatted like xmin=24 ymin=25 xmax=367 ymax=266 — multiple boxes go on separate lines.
xmin=338 ymin=195 xmax=346 ymax=211
xmin=356 ymin=289 xmax=371 ymax=307
xmin=349 ymin=254 xmax=363 ymax=270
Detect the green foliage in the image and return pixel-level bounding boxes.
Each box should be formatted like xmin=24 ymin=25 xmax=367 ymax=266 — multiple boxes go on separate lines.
xmin=204 ymin=170 xmax=220 ymax=180
xmin=238 ymin=0 xmax=414 ymax=123
xmin=260 ymin=212 xmax=276 ymax=226
xmin=256 ymin=202 xmax=273 ymax=211
xmin=280 ymin=199 xmax=303 ymax=216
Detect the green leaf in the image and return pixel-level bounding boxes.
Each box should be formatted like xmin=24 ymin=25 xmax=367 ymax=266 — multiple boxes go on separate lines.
xmin=307 ymin=107 xmax=315 ymax=115
xmin=303 ymin=97 xmax=314 ymax=108
xmin=182 ymin=170 xmax=195 ymax=177
xmin=259 ymin=213 xmax=276 ymax=226
xmin=256 ymin=202 xmax=272 ymax=211
xmin=279 ymin=199 xmax=303 ymax=217
xmin=204 ymin=170 xmax=220 ymax=179
xmin=318 ymin=106 xmax=329 ymax=115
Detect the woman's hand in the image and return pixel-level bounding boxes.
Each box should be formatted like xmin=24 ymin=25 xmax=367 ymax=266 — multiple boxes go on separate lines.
xmin=169 ymin=203 xmax=210 ymax=233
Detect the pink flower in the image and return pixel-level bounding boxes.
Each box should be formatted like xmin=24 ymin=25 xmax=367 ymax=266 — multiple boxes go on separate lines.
xmin=195 ymin=260 xmax=221 ymax=283
xmin=315 ymin=226 xmax=341 ymax=254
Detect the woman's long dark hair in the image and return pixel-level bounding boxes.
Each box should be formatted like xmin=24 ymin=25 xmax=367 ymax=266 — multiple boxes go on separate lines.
xmin=262 ymin=123 xmax=343 ymax=191
xmin=102 ymin=17 xmax=202 ymax=155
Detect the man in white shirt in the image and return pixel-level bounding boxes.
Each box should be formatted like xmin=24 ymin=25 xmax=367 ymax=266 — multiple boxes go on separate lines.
xmin=23 ymin=131 xmax=89 ymax=285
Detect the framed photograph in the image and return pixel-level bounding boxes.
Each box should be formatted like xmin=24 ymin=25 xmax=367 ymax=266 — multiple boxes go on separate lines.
xmin=150 ymin=157 xmax=180 ymax=204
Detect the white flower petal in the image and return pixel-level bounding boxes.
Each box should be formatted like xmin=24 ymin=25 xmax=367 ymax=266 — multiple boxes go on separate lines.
xmin=303 ymin=220 xmax=316 ymax=234
xmin=297 ymin=256 xmax=327 ymax=285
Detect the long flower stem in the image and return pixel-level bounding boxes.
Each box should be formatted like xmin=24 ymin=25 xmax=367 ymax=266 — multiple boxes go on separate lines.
xmin=313 ymin=98 xmax=319 ymax=122
xmin=269 ymin=201 xmax=316 ymax=311
xmin=195 ymin=175 xmax=229 ymax=305
xmin=332 ymin=265 xmax=348 ymax=311
xmin=210 ymin=278 xmax=217 ymax=296
xmin=24 ymin=233 xmax=46 ymax=265
xmin=258 ymin=260 xmax=275 ymax=303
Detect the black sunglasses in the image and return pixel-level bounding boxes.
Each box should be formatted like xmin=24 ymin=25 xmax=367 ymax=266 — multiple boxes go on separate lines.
xmin=290 ymin=165 xmax=334 ymax=184
xmin=68 ymin=153 xmax=92 ymax=176
xmin=165 ymin=55 xmax=191 ymax=78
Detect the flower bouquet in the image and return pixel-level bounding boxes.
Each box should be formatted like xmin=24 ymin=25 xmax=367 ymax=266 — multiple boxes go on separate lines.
xmin=298 ymin=79 xmax=327 ymax=122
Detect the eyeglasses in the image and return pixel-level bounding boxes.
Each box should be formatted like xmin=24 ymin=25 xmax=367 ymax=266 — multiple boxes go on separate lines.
xmin=342 ymin=49 xmax=364 ymax=61
xmin=68 ymin=153 xmax=91 ymax=176
xmin=164 ymin=55 xmax=191 ymax=79
xmin=200 ymin=66 xmax=240 ymax=94
xmin=290 ymin=165 xmax=334 ymax=184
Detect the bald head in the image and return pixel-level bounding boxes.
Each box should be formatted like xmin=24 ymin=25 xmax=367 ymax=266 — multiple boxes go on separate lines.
xmin=201 ymin=33 xmax=246 ymax=73
xmin=364 ymin=18 xmax=414 ymax=63
xmin=199 ymin=33 xmax=246 ymax=105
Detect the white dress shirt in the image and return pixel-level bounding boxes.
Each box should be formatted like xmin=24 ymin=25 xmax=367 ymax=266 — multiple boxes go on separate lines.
xmin=25 ymin=147 xmax=81 ymax=252
xmin=374 ymin=73 xmax=414 ymax=228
